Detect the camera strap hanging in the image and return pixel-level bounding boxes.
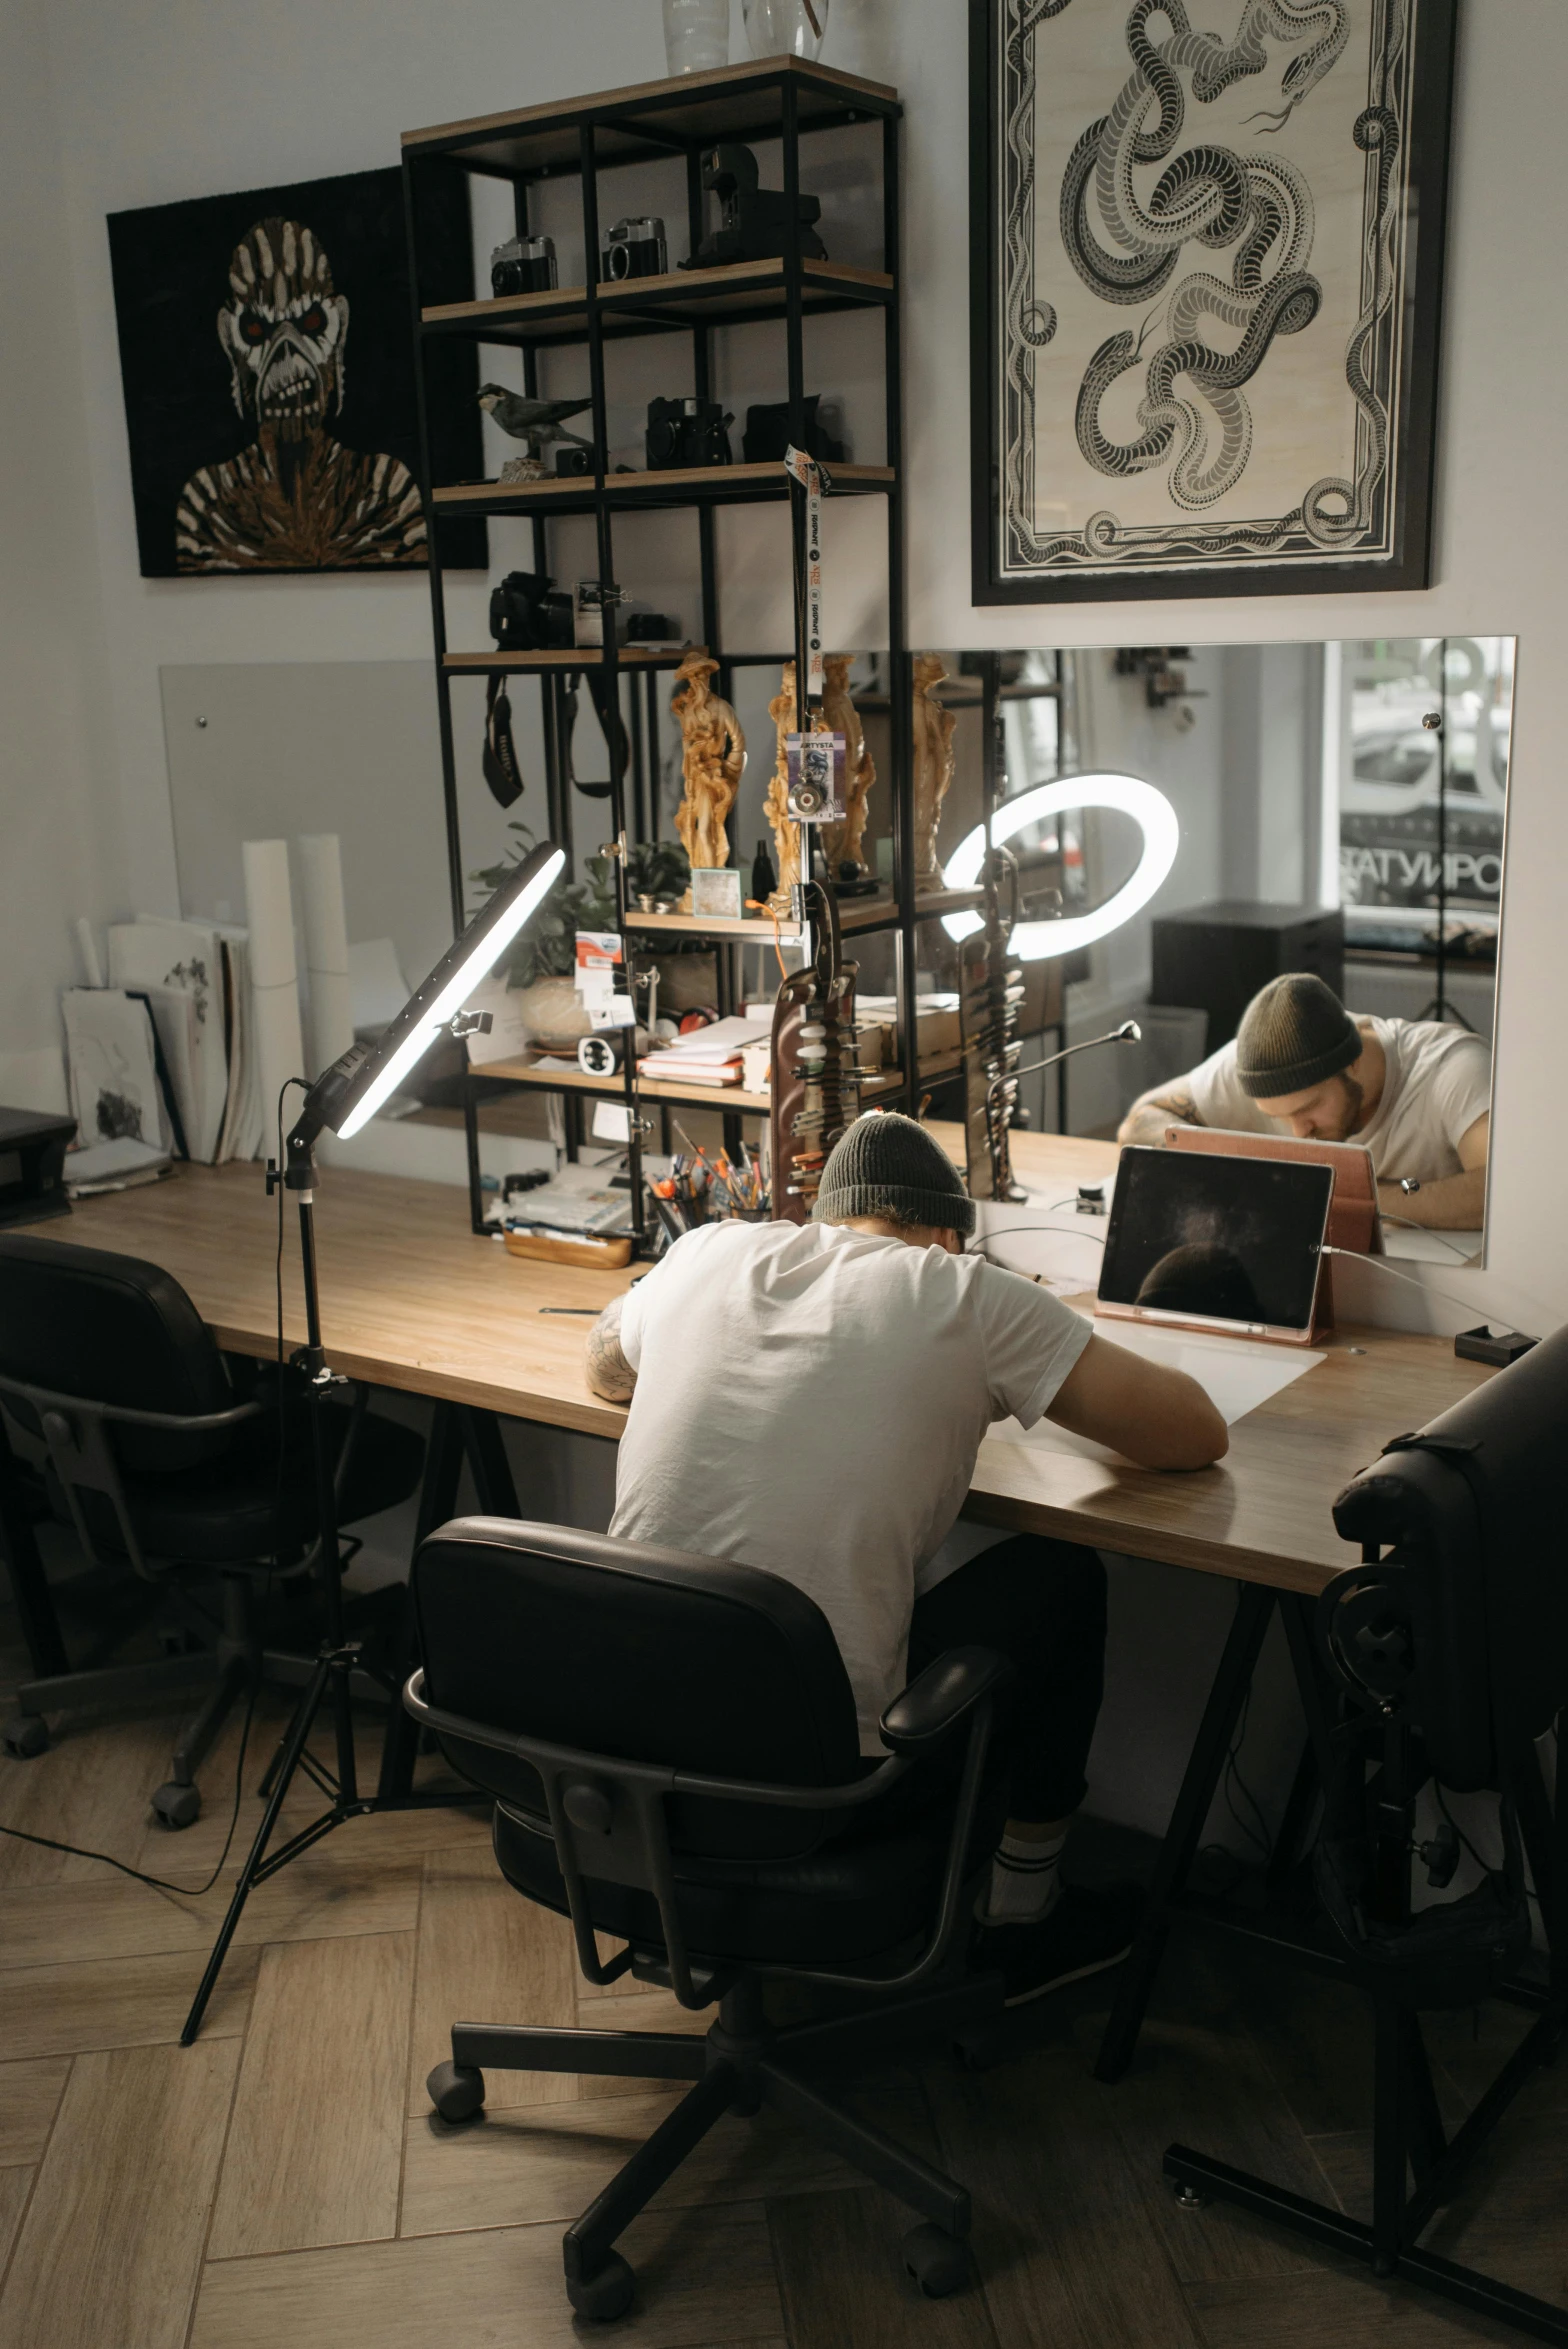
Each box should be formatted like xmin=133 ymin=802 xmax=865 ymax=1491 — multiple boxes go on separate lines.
xmin=482 ymin=675 xmax=524 ymax=808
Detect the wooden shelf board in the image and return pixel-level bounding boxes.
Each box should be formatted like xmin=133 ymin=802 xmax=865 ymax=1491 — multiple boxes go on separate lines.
xmin=480 ymin=1058 xmax=909 ymax=1115
xmin=442 ymin=647 xmax=677 ymax=672
xmin=625 ymin=910 xmax=803 ymax=940
xmin=403 ymin=57 xmax=898 ymax=177
xmin=422 ymin=257 xmax=891 ymax=343
xmin=431 ymin=462 xmax=894 ymax=513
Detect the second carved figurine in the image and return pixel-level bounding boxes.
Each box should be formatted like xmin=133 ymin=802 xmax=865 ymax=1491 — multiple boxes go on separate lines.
xmin=819 ymin=653 xmax=876 ymax=887
xmin=912 ymin=651 xmax=957 ymax=891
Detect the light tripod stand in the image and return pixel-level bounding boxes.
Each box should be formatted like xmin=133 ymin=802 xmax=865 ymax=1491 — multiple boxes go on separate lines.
xmin=181 ymin=840 xmax=565 ymax=2042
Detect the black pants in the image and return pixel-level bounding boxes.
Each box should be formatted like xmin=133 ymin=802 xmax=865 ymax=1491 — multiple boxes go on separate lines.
xmin=905 ymin=1534 xmax=1108 ymax=1822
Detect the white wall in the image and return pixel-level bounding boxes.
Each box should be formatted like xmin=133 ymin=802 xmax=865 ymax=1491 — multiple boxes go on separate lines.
xmin=0 ymin=0 xmax=123 ymax=1111
xmin=6 ymin=0 xmax=1567 ymax=1330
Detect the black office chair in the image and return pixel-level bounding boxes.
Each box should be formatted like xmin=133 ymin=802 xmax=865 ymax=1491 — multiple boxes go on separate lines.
xmin=0 ymin=1233 xmax=425 ymax=1825
xmin=1162 ymin=1323 xmax=1568 ymax=2347
xmin=404 ymin=1516 xmax=1011 ymax=2323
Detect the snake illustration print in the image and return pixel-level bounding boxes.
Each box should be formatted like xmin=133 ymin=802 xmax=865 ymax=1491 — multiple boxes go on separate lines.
xmin=1058 ymin=0 xmax=1349 ymax=510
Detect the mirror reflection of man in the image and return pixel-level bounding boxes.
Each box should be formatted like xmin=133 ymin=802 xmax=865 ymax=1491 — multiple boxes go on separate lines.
xmin=1119 ymin=973 xmax=1492 ymax=1231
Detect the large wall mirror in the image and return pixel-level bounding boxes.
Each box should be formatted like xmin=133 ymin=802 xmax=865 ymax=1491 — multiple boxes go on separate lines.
xmin=161 ymin=633 xmax=1513 ymax=1247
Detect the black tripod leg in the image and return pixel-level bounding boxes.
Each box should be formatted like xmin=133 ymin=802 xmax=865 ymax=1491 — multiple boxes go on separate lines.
xmin=461 ymin=1407 xmax=520 ymax=1518
xmin=182 ymin=1652 xmax=333 ymax=2044
xmin=1095 ymin=1581 xmax=1277 ymax=2084
xmin=377 ymin=1400 xmax=466 ymax=1802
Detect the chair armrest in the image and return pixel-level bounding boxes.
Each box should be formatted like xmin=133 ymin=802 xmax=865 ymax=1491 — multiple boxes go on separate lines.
xmin=879 ymin=1645 xmax=1013 ymax=1756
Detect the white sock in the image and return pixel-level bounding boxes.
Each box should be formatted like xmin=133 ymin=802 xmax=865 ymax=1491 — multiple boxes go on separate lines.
xmin=978 ymin=1828 xmax=1068 ymax=1926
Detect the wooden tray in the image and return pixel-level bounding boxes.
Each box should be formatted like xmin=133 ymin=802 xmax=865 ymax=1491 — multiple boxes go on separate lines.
xmin=503 ymin=1228 xmax=634 ymax=1270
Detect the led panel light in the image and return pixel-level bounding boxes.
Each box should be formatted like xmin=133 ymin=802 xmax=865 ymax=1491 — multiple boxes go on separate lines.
xmin=304 ymin=840 xmax=566 ymax=1142
xmin=941 ymin=773 xmax=1179 ymax=960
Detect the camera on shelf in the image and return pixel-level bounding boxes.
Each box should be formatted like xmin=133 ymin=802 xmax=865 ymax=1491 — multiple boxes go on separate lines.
xmin=554 ymin=446 xmax=593 ymax=476
xmin=646 ymin=396 xmax=733 ymax=469
xmin=623 ymin=610 xmax=683 ymax=648
xmin=742 ymin=395 xmax=846 ymax=467
xmin=682 ymin=143 xmax=826 ymax=270
xmin=489 ymin=570 xmax=575 ymax=651
xmin=490 ymin=234 xmax=558 ymax=297
xmin=599 ymin=216 xmax=667 ymax=282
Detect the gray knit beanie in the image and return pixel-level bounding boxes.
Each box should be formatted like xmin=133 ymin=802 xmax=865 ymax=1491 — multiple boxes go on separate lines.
xmin=1235 ymin=973 xmax=1360 ymax=1099
xmin=813 ymin=1112 xmax=976 ymax=1236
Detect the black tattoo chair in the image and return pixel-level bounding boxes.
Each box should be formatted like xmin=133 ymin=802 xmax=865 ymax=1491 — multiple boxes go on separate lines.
xmin=404 ymin=1517 xmax=1011 ymax=2322
xmin=0 ymin=1234 xmax=425 ymax=1823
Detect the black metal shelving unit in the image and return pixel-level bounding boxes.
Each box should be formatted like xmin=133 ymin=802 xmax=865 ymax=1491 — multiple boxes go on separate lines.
xmin=402 ymin=57 xmax=973 ymax=1239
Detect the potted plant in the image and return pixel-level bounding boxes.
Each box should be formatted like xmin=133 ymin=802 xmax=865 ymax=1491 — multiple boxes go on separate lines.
xmin=470 ymin=830 xmax=702 ymax=1047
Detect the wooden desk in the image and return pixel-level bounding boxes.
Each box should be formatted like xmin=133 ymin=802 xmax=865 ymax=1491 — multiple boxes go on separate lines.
xmin=22 ymin=1132 xmax=1494 ymax=1599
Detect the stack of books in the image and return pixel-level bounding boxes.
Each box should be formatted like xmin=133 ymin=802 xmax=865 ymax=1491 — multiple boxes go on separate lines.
xmin=638 ymin=1016 xmax=772 ymax=1089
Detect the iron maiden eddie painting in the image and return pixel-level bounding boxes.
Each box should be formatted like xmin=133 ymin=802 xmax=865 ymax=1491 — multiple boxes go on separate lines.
xmin=969 ymin=0 xmax=1457 ymax=602
xmin=108 ymin=166 xmax=484 ymax=577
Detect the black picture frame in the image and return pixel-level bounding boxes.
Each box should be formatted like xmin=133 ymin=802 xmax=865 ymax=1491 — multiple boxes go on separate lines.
xmin=969 ymin=0 xmax=1457 ymax=605
xmin=109 ymin=164 xmax=485 ymax=578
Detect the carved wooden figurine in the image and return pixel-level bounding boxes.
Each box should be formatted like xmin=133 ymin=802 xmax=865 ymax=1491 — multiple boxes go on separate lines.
xmin=819 ymin=653 xmax=876 ymax=881
xmin=765 ymin=661 xmax=804 ymax=909
xmin=911 ymin=650 xmax=958 ymax=891
xmin=671 ymin=651 xmax=745 ymax=870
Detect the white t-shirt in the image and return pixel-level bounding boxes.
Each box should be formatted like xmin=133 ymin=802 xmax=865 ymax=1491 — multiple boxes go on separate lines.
xmin=1185 ymin=1015 xmax=1491 ymax=1186
xmin=611 ymin=1219 xmax=1092 ymax=1752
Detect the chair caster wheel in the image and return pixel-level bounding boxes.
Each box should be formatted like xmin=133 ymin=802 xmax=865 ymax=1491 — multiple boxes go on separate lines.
xmin=2 ymin=1714 xmax=48 ymax=1759
xmin=427 ymin=2060 xmax=485 ymax=2124
xmin=151 ymin=1781 xmax=201 ymax=1830
xmin=565 ymin=2249 xmax=635 ymax=2321
xmin=953 ymin=2024 xmax=1005 ymax=2073
xmin=902 ymin=2222 xmax=969 ymax=2298
xmin=1171 ymin=2180 xmax=1208 ymax=2210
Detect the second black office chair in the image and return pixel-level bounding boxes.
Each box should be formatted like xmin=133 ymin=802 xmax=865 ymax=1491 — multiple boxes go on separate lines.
xmin=406 ymin=1516 xmax=1012 ymax=2322
xmin=0 ymin=1234 xmax=425 ymax=1823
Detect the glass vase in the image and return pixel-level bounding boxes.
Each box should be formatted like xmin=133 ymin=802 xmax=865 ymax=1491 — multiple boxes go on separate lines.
xmin=743 ymin=0 xmax=828 ymax=60
xmin=663 ymin=0 xmax=728 ymax=74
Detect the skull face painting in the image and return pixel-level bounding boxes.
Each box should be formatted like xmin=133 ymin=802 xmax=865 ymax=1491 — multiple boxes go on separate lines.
xmin=175 ymin=217 xmax=425 ymax=570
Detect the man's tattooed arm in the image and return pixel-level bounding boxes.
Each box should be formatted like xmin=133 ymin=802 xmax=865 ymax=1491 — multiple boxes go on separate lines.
xmin=1116 ymin=1086 xmax=1202 ymax=1146
xmin=585 ymin=1291 xmax=637 ymax=1402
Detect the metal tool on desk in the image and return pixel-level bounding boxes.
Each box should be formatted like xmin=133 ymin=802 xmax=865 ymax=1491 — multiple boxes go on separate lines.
xmin=181 ymin=841 xmax=565 ymax=2043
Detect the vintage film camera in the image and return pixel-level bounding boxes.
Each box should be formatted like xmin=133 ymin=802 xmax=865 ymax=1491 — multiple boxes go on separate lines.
xmin=645 ymin=396 xmax=733 ymax=469
xmin=682 ymin=144 xmax=826 ymax=270
xmin=600 ymin=216 xmax=668 ymax=281
xmin=490 ymin=234 xmax=557 ymax=297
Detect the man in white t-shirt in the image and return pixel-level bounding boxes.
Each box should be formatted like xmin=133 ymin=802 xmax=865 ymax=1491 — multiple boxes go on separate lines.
xmin=584 ymin=1112 xmax=1227 ymax=2006
xmin=1119 ymin=972 xmax=1492 ymax=1230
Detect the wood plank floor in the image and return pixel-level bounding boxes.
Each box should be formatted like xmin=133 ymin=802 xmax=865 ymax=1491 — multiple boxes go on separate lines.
xmin=2 ymin=1646 xmax=1563 ymax=2346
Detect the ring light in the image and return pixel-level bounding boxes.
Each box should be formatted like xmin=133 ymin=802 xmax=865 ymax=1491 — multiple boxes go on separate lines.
xmin=940 ymin=772 xmax=1180 ymax=960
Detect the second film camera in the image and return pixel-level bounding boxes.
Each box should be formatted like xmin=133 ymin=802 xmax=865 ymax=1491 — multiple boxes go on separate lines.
xmin=646 ymin=396 xmax=733 ymax=469
xmin=600 ymin=216 xmax=668 ymax=281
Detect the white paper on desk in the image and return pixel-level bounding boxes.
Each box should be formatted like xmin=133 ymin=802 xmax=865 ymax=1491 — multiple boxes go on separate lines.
xmin=984 ymin=1319 xmax=1324 ymax=1467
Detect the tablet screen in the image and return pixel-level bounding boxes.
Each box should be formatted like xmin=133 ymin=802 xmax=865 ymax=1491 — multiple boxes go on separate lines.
xmin=1099 ymin=1148 xmax=1335 ymax=1334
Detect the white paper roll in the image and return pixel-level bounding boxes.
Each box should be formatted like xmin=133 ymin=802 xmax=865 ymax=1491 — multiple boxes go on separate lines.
xmin=243 ymin=839 xmax=306 ymax=1129
xmin=297 ymin=833 xmax=356 ymax=1077
xmin=250 ymin=980 xmax=307 ymax=1147
xmin=242 ymin=840 xmax=299 ymax=990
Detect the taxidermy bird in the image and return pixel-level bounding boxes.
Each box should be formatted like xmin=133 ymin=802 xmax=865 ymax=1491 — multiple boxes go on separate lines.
xmin=477 ymin=385 xmax=594 ymax=458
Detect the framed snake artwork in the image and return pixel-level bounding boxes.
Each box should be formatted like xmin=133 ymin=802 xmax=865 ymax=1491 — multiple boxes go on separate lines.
xmin=969 ymin=0 xmax=1457 ymax=601
xmin=109 ymin=165 xmax=485 ymax=578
